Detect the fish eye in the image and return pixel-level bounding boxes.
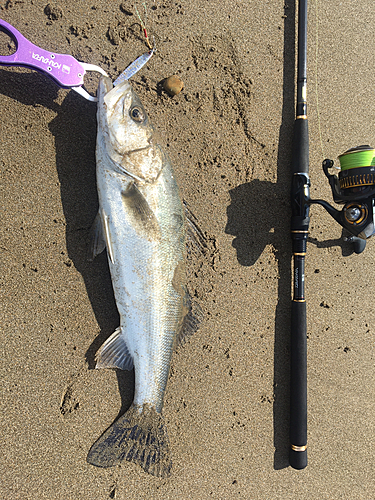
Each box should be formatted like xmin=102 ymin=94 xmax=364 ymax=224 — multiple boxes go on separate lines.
xmin=129 ymin=106 xmax=145 ymax=123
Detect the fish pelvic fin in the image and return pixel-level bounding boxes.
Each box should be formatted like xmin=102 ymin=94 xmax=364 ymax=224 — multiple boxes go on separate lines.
xmin=87 ymin=404 xmax=172 ymax=478
xmin=95 ymin=327 xmax=134 ymax=371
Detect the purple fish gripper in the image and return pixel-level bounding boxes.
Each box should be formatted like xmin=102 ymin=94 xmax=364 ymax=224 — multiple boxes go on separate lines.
xmin=0 ymin=19 xmax=85 ymax=87
xmin=0 ymin=19 xmax=108 ymax=101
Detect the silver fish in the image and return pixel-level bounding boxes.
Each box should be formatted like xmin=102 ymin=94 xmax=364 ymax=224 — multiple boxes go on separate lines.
xmin=86 ymin=77 xmax=201 ymax=478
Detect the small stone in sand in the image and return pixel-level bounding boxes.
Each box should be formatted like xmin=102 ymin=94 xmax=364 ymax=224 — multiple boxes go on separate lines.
xmin=163 ymin=75 xmax=184 ymax=96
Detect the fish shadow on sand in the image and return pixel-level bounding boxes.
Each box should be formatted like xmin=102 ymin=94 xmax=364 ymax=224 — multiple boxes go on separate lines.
xmin=0 ymin=67 xmax=134 ymax=417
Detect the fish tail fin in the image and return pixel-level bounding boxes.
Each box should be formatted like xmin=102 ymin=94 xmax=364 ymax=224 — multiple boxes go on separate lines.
xmin=87 ymin=404 xmax=172 ymax=478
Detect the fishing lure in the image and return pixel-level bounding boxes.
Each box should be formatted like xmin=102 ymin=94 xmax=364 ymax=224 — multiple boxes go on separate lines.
xmin=113 ymin=47 xmax=154 ymax=86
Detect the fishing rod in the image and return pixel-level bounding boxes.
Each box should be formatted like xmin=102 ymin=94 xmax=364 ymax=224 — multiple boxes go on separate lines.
xmin=290 ymin=0 xmax=375 ymax=470
xmin=290 ymin=0 xmax=309 ymax=470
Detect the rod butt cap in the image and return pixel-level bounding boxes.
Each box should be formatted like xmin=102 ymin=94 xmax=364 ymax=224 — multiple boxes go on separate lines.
xmin=289 ymin=448 xmax=307 ymax=469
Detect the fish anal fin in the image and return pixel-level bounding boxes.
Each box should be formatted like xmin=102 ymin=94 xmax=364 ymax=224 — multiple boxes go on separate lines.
xmin=96 ymin=327 xmax=134 ymax=371
xmin=87 ymin=212 xmax=106 ymax=262
xmin=87 ymin=404 xmax=172 ymax=478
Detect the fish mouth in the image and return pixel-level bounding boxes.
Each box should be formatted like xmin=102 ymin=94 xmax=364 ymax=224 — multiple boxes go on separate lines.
xmin=99 ymin=76 xmax=132 ymax=105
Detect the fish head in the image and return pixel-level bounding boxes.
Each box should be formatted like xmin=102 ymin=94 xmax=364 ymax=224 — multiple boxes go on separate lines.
xmin=97 ymin=76 xmax=164 ymax=183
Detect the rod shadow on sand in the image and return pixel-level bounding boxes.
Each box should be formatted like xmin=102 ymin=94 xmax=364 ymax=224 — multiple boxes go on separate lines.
xmin=0 ymin=68 xmax=134 ymax=418
xmin=225 ymin=2 xmax=295 ymax=470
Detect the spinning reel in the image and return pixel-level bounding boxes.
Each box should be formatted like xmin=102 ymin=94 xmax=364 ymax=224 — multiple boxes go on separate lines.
xmin=312 ymin=145 xmax=375 ymax=254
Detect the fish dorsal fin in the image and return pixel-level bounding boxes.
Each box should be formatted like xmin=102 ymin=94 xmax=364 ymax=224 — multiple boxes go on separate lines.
xmin=96 ymin=327 xmax=134 ymax=371
xmin=176 ymin=297 xmax=203 ymax=346
xmin=87 ymin=212 xmax=106 ymax=262
xmin=121 ymin=182 xmax=160 ymax=239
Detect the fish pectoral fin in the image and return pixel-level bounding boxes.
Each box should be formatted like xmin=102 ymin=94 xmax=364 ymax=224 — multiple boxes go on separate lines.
xmin=95 ymin=327 xmax=134 ymax=371
xmin=176 ymin=296 xmax=203 ymax=346
xmin=121 ymin=182 xmax=160 ymax=239
xmin=87 ymin=404 xmax=172 ymax=478
xmin=87 ymin=212 xmax=106 ymax=261
xmin=184 ymin=200 xmax=207 ymax=256
xmin=102 ymin=211 xmax=115 ymax=264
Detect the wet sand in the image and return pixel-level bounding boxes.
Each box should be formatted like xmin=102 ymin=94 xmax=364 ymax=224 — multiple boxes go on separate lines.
xmin=1 ymin=1 xmax=374 ymax=498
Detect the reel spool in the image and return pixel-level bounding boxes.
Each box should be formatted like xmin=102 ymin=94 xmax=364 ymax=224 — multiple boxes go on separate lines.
xmin=338 ymin=146 xmax=375 ymax=191
xmin=312 ymin=145 xmax=375 ymax=253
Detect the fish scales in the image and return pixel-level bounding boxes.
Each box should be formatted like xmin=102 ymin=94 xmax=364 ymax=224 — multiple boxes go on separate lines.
xmin=87 ymin=76 xmax=189 ymax=478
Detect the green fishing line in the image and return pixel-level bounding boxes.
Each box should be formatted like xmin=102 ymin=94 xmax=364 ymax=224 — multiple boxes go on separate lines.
xmin=338 ymin=146 xmax=375 ymax=189
xmin=339 ymin=147 xmax=375 ymax=171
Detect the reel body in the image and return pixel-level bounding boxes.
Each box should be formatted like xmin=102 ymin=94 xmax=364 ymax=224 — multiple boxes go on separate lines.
xmin=313 ymin=146 xmax=375 ymax=253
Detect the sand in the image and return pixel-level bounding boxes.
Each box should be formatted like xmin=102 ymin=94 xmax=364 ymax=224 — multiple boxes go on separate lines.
xmin=1 ymin=1 xmax=374 ymax=499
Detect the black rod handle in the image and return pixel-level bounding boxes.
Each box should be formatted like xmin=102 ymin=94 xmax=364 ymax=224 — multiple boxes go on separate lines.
xmin=292 ymin=119 xmax=309 ymax=173
xmin=290 ymin=215 xmax=309 ymax=470
xmin=290 ymin=298 xmax=308 ymax=469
